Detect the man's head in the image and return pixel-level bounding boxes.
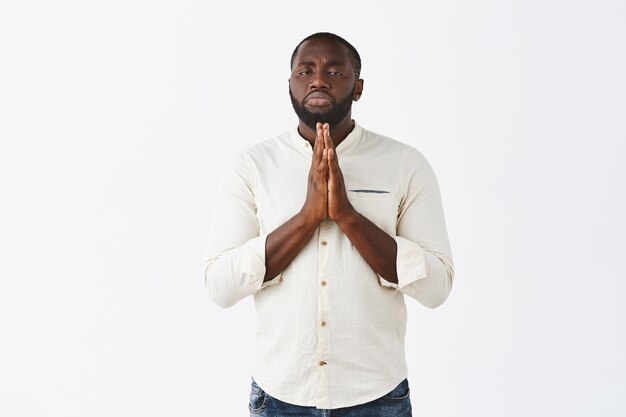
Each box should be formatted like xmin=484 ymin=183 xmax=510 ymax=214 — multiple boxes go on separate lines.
xmin=289 ymin=33 xmax=364 ymax=131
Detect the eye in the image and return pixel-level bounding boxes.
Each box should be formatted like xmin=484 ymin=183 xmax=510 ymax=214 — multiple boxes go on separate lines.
xmin=330 ymin=71 xmax=343 ymax=76
xmin=298 ymin=69 xmax=312 ymax=76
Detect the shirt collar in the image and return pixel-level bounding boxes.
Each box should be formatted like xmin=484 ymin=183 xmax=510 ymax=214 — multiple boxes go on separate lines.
xmin=288 ymin=120 xmax=363 ymax=155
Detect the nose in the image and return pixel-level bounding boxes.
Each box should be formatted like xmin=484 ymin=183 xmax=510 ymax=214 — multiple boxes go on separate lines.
xmin=309 ymin=71 xmax=330 ymax=90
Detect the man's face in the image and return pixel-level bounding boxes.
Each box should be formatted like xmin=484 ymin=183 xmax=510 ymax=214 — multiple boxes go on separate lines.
xmin=289 ymin=38 xmax=363 ymax=131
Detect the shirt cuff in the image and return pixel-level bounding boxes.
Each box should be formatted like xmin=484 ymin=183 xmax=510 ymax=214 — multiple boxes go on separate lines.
xmin=244 ymin=233 xmax=283 ymax=290
xmin=378 ymin=236 xmax=428 ymax=289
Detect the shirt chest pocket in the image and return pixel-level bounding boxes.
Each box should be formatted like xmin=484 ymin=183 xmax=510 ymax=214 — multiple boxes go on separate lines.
xmin=347 ymin=189 xmax=399 ymax=236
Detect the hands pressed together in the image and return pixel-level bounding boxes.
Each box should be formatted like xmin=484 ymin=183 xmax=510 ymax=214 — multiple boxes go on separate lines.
xmin=302 ymin=122 xmax=355 ymax=225
xmin=264 ymin=122 xmax=398 ymax=283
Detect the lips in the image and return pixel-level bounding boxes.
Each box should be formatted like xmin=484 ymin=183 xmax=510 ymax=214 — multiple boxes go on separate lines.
xmin=305 ymin=91 xmax=333 ymax=107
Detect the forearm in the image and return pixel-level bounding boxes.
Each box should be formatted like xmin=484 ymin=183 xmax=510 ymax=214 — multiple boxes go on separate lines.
xmin=264 ymin=210 xmax=321 ymax=281
xmin=335 ymin=209 xmax=399 ymax=284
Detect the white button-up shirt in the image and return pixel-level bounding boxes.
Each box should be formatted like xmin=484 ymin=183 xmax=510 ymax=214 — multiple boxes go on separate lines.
xmin=204 ymin=122 xmax=454 ymax=409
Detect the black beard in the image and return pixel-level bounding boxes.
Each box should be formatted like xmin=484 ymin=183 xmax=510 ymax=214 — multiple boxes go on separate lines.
xmin=289 ymin=85 xmax=355 ymax=131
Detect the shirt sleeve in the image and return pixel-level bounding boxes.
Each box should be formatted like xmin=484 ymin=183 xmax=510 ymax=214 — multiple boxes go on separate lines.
xmin=378 ymin=150 xmax=454 ymax=308
xmin=203 ymin=152 xmax=282 ymax=308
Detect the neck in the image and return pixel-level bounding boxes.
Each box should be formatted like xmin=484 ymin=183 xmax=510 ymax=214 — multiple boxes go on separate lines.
xmin=298 ymin=115 xmax=355 ymax=147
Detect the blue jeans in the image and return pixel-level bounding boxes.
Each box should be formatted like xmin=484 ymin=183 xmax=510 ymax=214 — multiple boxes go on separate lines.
xmin=249 ymin=378 xmax=412 ymax=417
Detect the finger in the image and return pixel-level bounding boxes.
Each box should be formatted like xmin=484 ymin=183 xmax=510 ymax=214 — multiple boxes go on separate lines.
xmin=323 ymin=124 xmax=338 ymax=169
xmin=318 ymin=148 xmax=328 ymax=171
xmin=323 ymin=123 xmax=335 ymax=151
xmin=312 ymin=122 xmax=323 ymax=162
xmin=316 ymin=123 xmax=322 ymax=149
xmin=328 ymin=148 xmax=338 ymax=174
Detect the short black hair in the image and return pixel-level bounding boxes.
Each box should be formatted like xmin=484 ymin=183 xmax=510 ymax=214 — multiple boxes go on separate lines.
xmin=290 ymin=32 xmax=362 ymax=79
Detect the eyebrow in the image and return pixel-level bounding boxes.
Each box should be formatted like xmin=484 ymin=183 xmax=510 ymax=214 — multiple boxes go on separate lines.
xmin=295 ymin=60 xmax=346 ymax=67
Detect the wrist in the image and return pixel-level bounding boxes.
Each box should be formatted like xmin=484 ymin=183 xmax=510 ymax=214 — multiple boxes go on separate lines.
xmin=331 ymin=204 xmax=358 ymax=228
xmin=298 ymin=206 xmax=325 ymax=228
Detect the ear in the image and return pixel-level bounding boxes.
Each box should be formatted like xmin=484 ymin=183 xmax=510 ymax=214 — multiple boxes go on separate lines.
xmin=353 ymin=79 xmax=364 ymax=102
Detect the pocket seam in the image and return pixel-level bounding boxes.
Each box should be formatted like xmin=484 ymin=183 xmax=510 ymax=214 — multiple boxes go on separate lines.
xmin=248 ymin=381 xmax=268 ymax=413
xmin=383 ymin=387 xmax=411 ymax=401
xmin=383 ymin=379 xmax=411 ymax=401
xmin=248 ymin=393 xmax=267 ymax=414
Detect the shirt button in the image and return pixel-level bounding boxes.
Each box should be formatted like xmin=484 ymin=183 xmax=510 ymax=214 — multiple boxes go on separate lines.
xmin=319 ymin=361 xmax=327 ymax=366
xmin=320 ymin=280 xmax=327 ymax=286
xmin=321 ymin=240 xmax=327 ymax=246
xmin=320 ymin=320 xmax=327 ymax=327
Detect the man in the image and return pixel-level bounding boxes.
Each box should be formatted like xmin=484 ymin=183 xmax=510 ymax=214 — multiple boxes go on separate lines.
xmin=204 ymin=32 xmax=454 ymax=416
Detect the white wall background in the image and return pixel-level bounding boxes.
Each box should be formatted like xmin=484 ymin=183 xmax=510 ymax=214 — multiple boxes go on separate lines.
xmin=1 ymin=1 xmax=625 ymax=416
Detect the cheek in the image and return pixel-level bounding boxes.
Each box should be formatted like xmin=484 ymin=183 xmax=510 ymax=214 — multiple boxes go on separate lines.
xmin=289 ymin=80 xmax=302 ymax=94
xmin=289 ymin=85 xmax=308 ymax=103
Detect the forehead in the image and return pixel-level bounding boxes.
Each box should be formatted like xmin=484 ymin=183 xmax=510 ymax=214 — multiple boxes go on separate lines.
xmin=293 ymin=38 xmax=351 ymax=66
